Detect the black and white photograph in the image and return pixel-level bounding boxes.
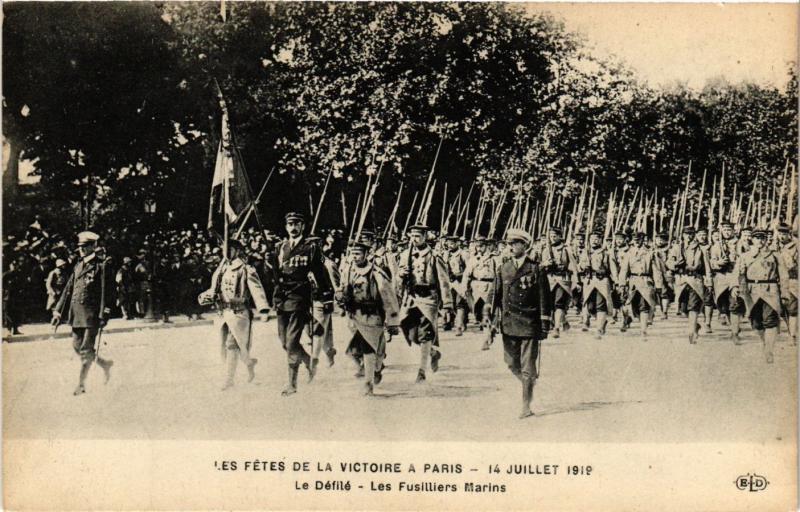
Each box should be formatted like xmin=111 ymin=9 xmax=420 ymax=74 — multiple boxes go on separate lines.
xmin=2 ymin=1 xmax=798 ymax=510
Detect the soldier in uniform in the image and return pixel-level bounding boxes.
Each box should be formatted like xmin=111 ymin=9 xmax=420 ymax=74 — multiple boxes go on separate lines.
xmin=653 ymin=231 xmax=674 ymax=319
xmin=539 ymin=227 xmax=576 ymax=338
xmin=443 ymin=235 xmax=469 ymax=335
xmin=336 ymin=237 xmax=401 ymax=395
xmin=461 ymin=236 xmax=497 ymax=349
xmin=199 ymin=238 xmax=270 ymax=390
xmin=570 ymin=229 xmax=586 ymax=315
xmin=578 ymin=228 xmax=617 ymax=339
xmin=709 ymin=221 xmax=741 ymax=337
xmin=396 ymin=224 xmax=453 ymax=382
xmin=609 ymin=230 xmax=632 ymax=332
xmin=666 ymin=226 xmax=712 ymax=344
xmin=491 ymin=229 xmax=552 ymax=419
xmin=696 ymin=227 xmax=716 ymax=333
xmin=45 ymin=258 xmax=69 ymax=314
xmin=269 ymin=212 xmax=333 ymax=396
xmin=619 ymin=232 xmax=665 ymax=339
xmin=777 ymin=223 xmax=798 ymax=341
xmin=306 ymin=236 xmax=339 ymax=373
xmin=51 ymin=231 xmax=115 ymax=395
xmin=732 ymin=229 xmax=789 ymax=363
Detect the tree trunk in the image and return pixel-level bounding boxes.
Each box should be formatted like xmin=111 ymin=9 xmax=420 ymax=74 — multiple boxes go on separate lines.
xmin=3 ymin=140 xmax=21 ymax=197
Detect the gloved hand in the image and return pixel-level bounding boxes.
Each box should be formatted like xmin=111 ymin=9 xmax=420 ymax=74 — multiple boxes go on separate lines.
xmin=50 ymin=312 xmax=61 ymax=327
xmin=387 ymin=326 xmax=399 ymax=336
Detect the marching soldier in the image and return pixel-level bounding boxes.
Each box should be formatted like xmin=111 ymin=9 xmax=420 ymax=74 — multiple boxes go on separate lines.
xmin=443 ymin=235 xmax=469 ymax=335
xmin=51 ymin=231 xmax=115 ymax=396
xmin=710 ymin=221 xmax=742 ymax=339
xmin=570 ymin=229 xmax=586 ymax=315
xmin=199 ymin=238 xmax=270 ymax=390
xmin=396 ymin=224 xmax=453 ymax=382
xmin=539 ymin=227 xmax=577 ymax=338
xmin=578 ymin=228 xmax=617 ymax=339
xmin=696 ymin=227 xmax=715 ymax=333
xmin=732 ymin=229 xmax=789 ymax=363
xmin=114 ymin=257 xmax=135 ymax=320
xmin=653 ymin=231 xmax=673 ymax=319
xmin=666 ymin=226 xmax=712 ymax=344
xmin=609 ymin=230 xmax=632 ymax=331
xmin=776 ymin=223 xmax=797 ymax=341
xmin=306 ymin=236 xmax=339 ymax=373
xmin=462 ymin=236 xmax=497 ymax=350
xmin=618 ymin=232 xmax=665 ymax=339
xmin=491 ymin=229 xmax=552 ymax=419
xmin=336 ymin=237 xmax=401 ymax=395
xmin=269 ymin=212 xmax=333 ymax=396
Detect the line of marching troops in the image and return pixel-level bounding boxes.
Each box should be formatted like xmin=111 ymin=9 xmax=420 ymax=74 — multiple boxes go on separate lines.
xmin=51 ymin=213 xmax=798 ymax=419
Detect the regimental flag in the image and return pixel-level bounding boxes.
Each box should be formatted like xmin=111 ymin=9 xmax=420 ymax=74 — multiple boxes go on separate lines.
xmin=207 ymin=96 xmax=253 ymax=239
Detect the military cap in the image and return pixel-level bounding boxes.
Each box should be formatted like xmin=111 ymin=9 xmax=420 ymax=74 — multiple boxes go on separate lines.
xmin=682 ymin=226 xmax=696 ymax=235
xmin=122 ymin=257 xmax=132 ymax=264
xmin=655 ymin=231 xmax=668 ymax=239
xmin=285 ymin=212 xmax=305 ymax=223
xmin=445 ymin=235 xmax=460 ymax=241
xmin=634 ymin=231 xmax=647 ymax=240
xmin=695 ymin=227 xmax=708 ymax=234
xmin=548 ymin=226 xmax=563 ymax=235
xmin=751 ymin=229 xmax=768 ymax=239
xmin=348 ymin=237 xmax=371 ymax=251
xmin=386 ymin=234 xmax=398 ymax=242
xmin=576 ymin=228 xmax=586 ymax=236
xmin=777 ymin=223 xmax=792 ymax=234
xmin=741 ymin=225 xmax=753 ymax=232
xmin=407 ymin=224 xmax=429 ymax=233
xmin=720 ymin=221 xmax=734 ymax=228
xmin=473 ymin=235 xmax=486 ymax=242
xmin=591 ymin=227 xmax=604 ymax=237
xmin=506 ymin=228 xmax=531 ymax=245
xmin=77 ymin=231 xmax=100 ymax=246
xmin=614 ymin=230 xmax=626 ymax=238
xmin=360 ymin=230 xmax=376 ymax=240
xmin=55 ymin=258 xmax=67 ymax=268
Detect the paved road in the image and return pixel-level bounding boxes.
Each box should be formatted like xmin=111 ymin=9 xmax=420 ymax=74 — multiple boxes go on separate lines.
xmin=3 ymin=311 xmax=796 ymax=445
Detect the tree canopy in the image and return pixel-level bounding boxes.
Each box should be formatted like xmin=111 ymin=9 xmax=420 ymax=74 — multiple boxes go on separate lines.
xmin=3 ymin=2 xmax=797 ymax=235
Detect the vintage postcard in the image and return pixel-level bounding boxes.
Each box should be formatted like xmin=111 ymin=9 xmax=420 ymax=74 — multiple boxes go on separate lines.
xmin=2 ymin=1 xmax=797 ymax=510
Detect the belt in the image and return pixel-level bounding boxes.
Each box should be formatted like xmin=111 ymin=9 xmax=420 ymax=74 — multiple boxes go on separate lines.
xmin=412 ymin=284 xmax=436 ymax=297
xmin=219 ymin=300 xmax=248 ymax=311
xmin=354 ymin=303 xmax=382 ymax=315
xmin=747 ymin=279 xmax=777 ymax=284
xmin=549 ymin=271 xmax=570 ymax=278
xmin=630 ymin=273 xmax=652 ymax=277
xmin=585 ymin=272 xmax=608 ymax=279
xmin=678 ymin=272 xmax=703 ymax=278
xmin=475 ymin=278 xmax=493 ymax=282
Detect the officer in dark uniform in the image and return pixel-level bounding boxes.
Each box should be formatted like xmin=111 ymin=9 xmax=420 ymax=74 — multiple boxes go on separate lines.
xmin=269 ymin=212 xmax=333 ymax=396
xmin=492 ymin=229 xmax=552 ymax=419
xmin=51 ymin=231 xmax=115 ymax=395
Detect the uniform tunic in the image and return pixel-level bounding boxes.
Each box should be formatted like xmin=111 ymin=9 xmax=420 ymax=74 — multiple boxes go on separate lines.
xmin=492 ymin=256 xmax=552 ymax=380
xmin=54 ymin=253 xmax=115 ymax=360
xmin=736 ymin=248 xmax=789 ymax=329
xmin=619 ymin=245 xmax=665 ymax=314
xmin=340 ymin=262 xmax=400 ymax=355
xmin=461 ymin=253 xmax=496 ymax=311
xmin=540 ymin=242 xmax=577 ymax=309
xmin=395 ymin=246 xmax=452 ymax=345
xmin=666 ymin=240 xmax=711 ymax=313
xmin=269 ymin=237 xmax=333 ymax=367
xmin=579 ymin=246 xmax=617 ymax=316
xmin=205 ymin=257 xmax=270 ymax=358
xmin=709 ymin=238 xmax=738 ymax=306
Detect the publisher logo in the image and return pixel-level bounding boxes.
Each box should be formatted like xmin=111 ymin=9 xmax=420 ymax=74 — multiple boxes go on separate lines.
xmin=735 ymin=474 xmax=769 ymax=492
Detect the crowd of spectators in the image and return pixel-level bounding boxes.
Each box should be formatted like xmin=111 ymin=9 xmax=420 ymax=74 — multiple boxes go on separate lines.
xmin=2 ymin=216 xmax=344 ymax=335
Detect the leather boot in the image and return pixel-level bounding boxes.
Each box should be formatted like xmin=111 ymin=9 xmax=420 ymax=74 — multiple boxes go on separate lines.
xmin=282 ymin=365 xmax=298 ymax=396
xmin=364 ymin=353 xmax=376 ymax=395
xmin=731 ymin=314 xmax=742 ymax=345
xmin=519 ymin=378 xmax=534 ymax=419
xmin=688 ymin=311 xmax=699 ymax=344
xmin=431 ymin=348 xmax=441 ymax=373
xmin=703 ymin=306 xmax=713 ymax=333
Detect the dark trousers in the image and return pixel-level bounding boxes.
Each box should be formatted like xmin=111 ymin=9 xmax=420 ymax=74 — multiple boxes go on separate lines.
xmin=502 ymin=335 xmax=539 ymax=380
xmin=750 ymin=301 xmax=779 ymax=330
xmin=552 ymin=286 xmax=571 ymax=310
xmin=72 ymin=327 xmax=99 ymax=361
xmin=277 ymin=310 xmax=311 ymax=368
xmin=678 ymin=287 xmax=703 ymax=314
xmin=630 ymin=291 xmax=651 ymax=317
xmin=586 ymin=290 xmax=608 ymax=315
xmin=401 ymin=307 xmax=437 ymax=346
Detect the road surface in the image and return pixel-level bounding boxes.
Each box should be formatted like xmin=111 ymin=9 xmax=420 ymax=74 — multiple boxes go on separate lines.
xmin=3 ymin=312 xmax=796 ymax=444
